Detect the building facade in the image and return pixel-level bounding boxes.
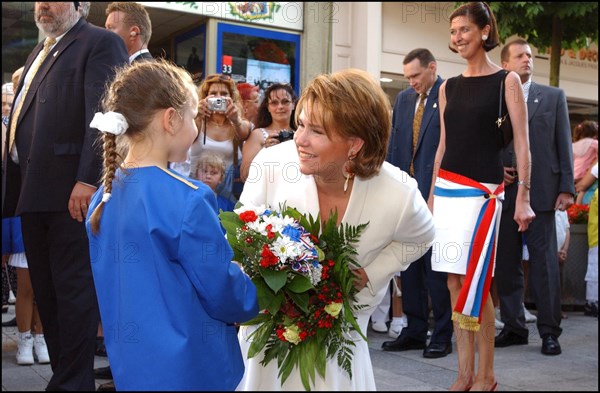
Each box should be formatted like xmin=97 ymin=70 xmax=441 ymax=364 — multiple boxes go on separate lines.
xmin=2 ymin=2 xmax=597 ymax=122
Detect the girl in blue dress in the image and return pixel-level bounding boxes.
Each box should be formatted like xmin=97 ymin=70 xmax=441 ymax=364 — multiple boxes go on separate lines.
xmin=86 ymin=60 xmax=259 ymax=391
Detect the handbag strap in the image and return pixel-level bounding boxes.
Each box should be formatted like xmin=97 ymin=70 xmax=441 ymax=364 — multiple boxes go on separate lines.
xmin=496 ymin=71 xmax=508 ymax=127
xmin=498 ymin=72 xmax=505 ymax=119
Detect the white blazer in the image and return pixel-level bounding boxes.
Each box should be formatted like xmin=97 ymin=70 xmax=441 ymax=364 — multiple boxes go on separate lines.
xmin=240 ymin=140 xmax=436 ymax=309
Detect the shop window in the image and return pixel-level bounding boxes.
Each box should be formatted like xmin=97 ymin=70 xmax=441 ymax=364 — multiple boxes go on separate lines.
xmin=174 ymin=25 xmax=206 ymax=82
xmin=217 ymin=23 xmax=300 ymax=95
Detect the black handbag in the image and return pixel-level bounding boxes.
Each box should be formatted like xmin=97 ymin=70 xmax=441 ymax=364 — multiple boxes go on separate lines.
xmin=496 ymin=71 xmax=513 ymax=148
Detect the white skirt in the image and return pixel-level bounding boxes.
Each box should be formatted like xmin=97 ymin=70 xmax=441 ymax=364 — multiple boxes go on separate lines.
xmin=431 ymin=177 xmax=503 ymax=276
xmin=236 ymin=308 xmax=376 ymax=391
xmin=8 ymin=252 xmax=28 ymax=269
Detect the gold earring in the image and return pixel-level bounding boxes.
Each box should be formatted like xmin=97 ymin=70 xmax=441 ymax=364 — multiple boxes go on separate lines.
xmin=343 ymin=168 xmax=351 ymax=193
xmin=343 ymin=152 xmax=355 ymax=193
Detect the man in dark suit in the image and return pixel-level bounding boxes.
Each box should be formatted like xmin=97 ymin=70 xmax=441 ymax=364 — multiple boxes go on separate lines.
xmin=105 ymin=2 xmax=153 ymax=63
xmin=495 ymin=39 xmax=575 ymax=356
xmin=381 ymin=48 xmax=453 ymax=358
xmin=2 ymin=2 xmax=128 ymax=390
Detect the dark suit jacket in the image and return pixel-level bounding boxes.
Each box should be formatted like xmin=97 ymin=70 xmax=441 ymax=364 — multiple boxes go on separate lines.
xmin=387 ymin=76 xmax=443 ymax=200
xmin=502 ymin=82 xmax=574 ymax=211
xmin=132 ymin=51 xmax=154 ymax=63
xmin=2 ymin=19 xmax=128 ymax=217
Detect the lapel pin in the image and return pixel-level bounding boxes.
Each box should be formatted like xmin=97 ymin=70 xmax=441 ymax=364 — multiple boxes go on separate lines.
xmin=534 ymin=98 xmax=538 ymax=103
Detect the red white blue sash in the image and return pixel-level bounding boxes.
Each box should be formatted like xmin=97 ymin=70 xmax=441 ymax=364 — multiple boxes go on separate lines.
xmin=434 ymin=169 xmax=504 ymax=331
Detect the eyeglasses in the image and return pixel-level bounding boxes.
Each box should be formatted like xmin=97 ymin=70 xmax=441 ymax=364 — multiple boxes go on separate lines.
xmin=268 ymin=99 xmax=293 ymax=107
xmin=204 ymin=74 xmax=231 ymax=82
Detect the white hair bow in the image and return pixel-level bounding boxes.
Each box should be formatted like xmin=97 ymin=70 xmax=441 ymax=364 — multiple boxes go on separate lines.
xmin=90 ymin=111 xmax=129 ymax=136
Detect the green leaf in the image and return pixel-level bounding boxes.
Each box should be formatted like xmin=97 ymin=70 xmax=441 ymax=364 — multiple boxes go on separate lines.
xmin=287 ymin=275 xmax=313 ymax=293
xmin=286 ymin=290 xmax=310 ymax=314
xmin=241 ymin=312 xmax=271 ymax=326
xmin=247 ymin=320 xmax=275 ymax=359
xmin=298 ymin=345 xmax=314 ymax=391
xmin=260 ymin=267 xmax=288 ymax=293
xmin=252 ymin=278 xmax=274 ymax=311
xmin=316 ymin=341 xmax=327 ymax=378
xmin=219 ymin=210 xmax=243 ymax=232
xmin=265 ymin=291 xmax=284 ymax=315
xmin=278 ymin=349 xmax=298 ymax=388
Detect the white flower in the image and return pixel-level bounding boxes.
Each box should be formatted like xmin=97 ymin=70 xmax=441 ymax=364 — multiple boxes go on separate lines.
xmin=263 ymin=214 xmax=295 ymax=234
xmin=282 ymin=324 xmax=301 ymax=345
xmin=271 ymin=236 xmax=302 ymax=263
xmin=233 ymin=204 xmax=268 ymax=217
xmin=309 ymin=263 xmax=323 ymax=286
xmin=324 ymin=302 xmax=343 ymax=318
xmin=246 ymin=219 xmax=269 ymax=235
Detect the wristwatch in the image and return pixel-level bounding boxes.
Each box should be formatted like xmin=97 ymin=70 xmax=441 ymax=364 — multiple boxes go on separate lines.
xmin=517 ymin=180 xmax=531 ymax=190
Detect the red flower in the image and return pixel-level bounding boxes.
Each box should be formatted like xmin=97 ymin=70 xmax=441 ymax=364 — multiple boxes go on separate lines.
xmin=239 ymin=210 xmax=258 ymax=223
xmin=567 ymin=204 xmax=589 ymax=224
xmin=260 ymin=244 xmax=279 ymax=267
xmin=280 ymin=301 xmax=302 ymax=318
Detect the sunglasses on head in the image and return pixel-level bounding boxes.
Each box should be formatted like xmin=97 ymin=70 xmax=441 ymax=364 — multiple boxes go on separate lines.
xmin=204 ymin=74 xmax=232 ymax=82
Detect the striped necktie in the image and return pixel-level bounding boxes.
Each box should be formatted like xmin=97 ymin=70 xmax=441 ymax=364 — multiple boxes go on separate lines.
xmin=9 ymin=37 xmax=57 ymax=150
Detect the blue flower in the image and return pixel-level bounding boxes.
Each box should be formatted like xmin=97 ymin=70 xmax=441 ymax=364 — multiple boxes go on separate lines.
xmin=282 ymin=225 xmax=301 ymax=242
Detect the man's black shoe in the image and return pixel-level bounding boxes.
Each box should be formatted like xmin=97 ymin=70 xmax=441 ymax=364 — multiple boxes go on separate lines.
xmin=583 ymin=302 xmax=598 ymax=318
xmin=94 ymin=366 xmax=113 ymax=380
xmin=381 ymin=334 xmax=426 ymax=352
xmin=494 ymin=329 xmax=528 ymax=347
xmin=97 ymin=380 xmax=116 ymax=391
xmin=423 ymin=342 xmax=453 ymax=358
xmin=2 ymin=317 xmax=16 ymax=327
xmin=541 ymin=334 xmax=562 ymax=356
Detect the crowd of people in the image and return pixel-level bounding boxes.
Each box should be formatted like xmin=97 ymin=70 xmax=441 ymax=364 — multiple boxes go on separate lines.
xmin=1 ymin=1 xmax=597 ymax=392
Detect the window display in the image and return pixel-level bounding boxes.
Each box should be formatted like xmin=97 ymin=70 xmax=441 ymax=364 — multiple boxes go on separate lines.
xmin=218 ymin=23 xmax=300 ymax=94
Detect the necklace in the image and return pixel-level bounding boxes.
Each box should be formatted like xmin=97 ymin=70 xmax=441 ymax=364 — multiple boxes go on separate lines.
xmin=208 ymin=119 xmax=229 ymax=127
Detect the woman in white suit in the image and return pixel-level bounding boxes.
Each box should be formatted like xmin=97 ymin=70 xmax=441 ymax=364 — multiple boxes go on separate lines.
xmin=237 ymin=69 xmax=436 ymax=391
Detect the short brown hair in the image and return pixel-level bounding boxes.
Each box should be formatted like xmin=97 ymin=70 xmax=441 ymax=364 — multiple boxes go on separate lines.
xmin=296 ymin=69 xmax=391 ymax=178
xmin=573 ymin=120 xmax=599 ymax=142
xmin=106 ymin=2 xmax=152 ymax=45
xmin=403 ymin=48 xmax=436 ymax=68
xmin=500 ymin=38 xmax=529 ymax=63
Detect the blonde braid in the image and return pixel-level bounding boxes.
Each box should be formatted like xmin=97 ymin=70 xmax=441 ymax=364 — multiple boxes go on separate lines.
xmin=89 ymin=133 xmax=121 ymax=234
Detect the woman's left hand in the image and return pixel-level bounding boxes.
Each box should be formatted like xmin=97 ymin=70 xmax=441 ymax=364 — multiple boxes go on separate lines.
xmin=351 ymin=268 xmax=369 ymax=291
xmin=225 ymin=99 xmax=242 ymax=127
xmin=514 ymin=202 xmax=536 ymax=232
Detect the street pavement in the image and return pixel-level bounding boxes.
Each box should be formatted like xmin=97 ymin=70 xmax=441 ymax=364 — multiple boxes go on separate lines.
xmin=2 ymin=305 xmax=598 ymax=391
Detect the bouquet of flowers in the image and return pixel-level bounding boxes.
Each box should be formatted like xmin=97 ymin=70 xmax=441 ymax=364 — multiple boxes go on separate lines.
xmin=567 ymin=203 xmax=590 ymax=224
xmin=219 ymin=204 xmax=368 ymax=391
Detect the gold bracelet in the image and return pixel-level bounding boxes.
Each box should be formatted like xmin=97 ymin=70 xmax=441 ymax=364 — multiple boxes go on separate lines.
xmin=517 ymin=180 xmax=531 ymax=190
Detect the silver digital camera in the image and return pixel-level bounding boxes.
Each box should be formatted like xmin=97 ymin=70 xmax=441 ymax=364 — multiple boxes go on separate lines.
xmin=207 ymin=97 xmax=227 ymax=112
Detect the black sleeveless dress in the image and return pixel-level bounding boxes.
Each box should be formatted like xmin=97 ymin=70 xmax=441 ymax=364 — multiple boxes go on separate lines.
xmin=442 ymin=70 xmax=507 ymax=184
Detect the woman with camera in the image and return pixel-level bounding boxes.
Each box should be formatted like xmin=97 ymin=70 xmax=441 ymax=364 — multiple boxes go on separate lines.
xmin=240 ymin=83 xmax=297 ymax=182
xmin=188 ymin=74 xmax=253 ymax=199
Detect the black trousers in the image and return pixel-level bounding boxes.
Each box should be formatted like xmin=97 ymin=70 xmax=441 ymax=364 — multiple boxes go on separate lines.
xmin=400 ymin=249 xmax=453 ymax=344
xmin=21 ymin=212 xmax=99 ymax=391
xmin=495 ymin=184 xmax=563 ymax=339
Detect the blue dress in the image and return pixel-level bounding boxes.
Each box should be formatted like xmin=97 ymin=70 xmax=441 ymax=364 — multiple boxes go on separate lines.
xmin=86 ymin=166 xmax=258 ymax=391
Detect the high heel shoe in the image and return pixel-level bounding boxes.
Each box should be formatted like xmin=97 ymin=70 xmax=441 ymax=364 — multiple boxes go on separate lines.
xmin=467 ymin=381 xmax=497 ymax=391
